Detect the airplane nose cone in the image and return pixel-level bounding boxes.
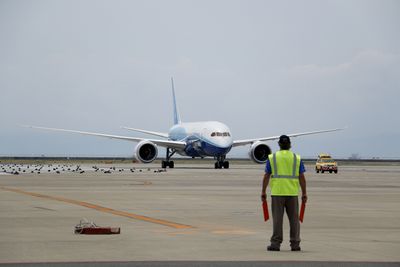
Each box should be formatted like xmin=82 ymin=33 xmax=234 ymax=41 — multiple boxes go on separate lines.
xmin=203 ymin=144 xmax=232 ymax=156
xmin=205 ymin=138 xmax=233 ymax=156
xmin=220 ymin=137 xmax=233 ymax=148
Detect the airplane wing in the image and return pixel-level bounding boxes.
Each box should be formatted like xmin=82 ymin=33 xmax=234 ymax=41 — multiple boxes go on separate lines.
xmin=232 ymin=127 xmax=345 ymax=147
xmin=121 ymin=127 xmax=169 ymax=138
xmin=23 ymin=125 xmax=186 ymax=150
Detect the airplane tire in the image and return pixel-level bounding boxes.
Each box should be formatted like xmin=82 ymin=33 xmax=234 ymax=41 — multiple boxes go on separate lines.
xmin=161 ymin=161 xmax=166 ymax=168
xmin=169 ymin=161 xmax=174 ymax=168
xmin=223 ymin=161 xmax=229 ymax=169
xmin=215 ymin=162 xmax=223 ymax=169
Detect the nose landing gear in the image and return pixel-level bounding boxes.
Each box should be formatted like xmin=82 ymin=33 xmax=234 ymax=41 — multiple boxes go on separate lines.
xmin=215 ymin=156 xmax=229 ymax=169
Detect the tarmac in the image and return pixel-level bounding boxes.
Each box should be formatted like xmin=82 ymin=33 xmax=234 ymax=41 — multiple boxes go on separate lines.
xmin=0 ymin=161 xmax=399 ymax=266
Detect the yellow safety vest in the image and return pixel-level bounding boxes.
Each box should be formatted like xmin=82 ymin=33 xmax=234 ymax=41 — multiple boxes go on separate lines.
xmin=269 ymin=150 xmax=301 ymax=196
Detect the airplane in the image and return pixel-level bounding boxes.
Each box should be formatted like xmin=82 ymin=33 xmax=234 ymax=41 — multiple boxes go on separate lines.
xmin=25 ymin=78 xmax=344 ymax=169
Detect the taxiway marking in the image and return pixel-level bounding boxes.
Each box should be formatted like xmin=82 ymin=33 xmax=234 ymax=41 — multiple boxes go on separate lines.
xmin=0 ymin=186 xmax=193 ymax=229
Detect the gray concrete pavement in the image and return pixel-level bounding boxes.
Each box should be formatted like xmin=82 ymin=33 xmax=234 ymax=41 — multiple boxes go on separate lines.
xmin=0 ymin=162 xmax=399 ymax=264
xmin=1 ymin=261 xmax=399 ymax=267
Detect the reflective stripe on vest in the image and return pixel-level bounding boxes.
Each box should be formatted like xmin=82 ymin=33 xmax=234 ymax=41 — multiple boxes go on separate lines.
xmin=269 ymin=150 xmax=301 ymax=196
xmin=272 ymin=152 xmax=298 ymax=179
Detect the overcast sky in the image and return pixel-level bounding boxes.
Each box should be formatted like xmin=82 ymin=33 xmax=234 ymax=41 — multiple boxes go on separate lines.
xmin=0 ymin=0 xmax=399 ymax=159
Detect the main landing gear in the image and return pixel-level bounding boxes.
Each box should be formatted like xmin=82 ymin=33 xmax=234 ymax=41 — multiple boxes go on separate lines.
xmin=162 ymin=148 xmax=175 ymax=168
xmin=215 ymin=156 xmax=229 ymax=169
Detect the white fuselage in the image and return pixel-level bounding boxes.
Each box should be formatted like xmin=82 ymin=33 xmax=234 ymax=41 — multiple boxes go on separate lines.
xmin=168 ymin=121 xmax=233 ymax=158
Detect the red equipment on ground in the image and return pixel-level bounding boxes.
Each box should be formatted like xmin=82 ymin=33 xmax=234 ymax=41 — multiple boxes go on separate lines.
xmin=74 ymin=219 xmax=120 ymax=235
xmin=262 ymin=200 xmax=269 ymax=222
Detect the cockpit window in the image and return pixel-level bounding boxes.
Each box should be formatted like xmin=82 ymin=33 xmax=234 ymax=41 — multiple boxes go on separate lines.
xmin=211 ymin=132 xmax=231 ymax=137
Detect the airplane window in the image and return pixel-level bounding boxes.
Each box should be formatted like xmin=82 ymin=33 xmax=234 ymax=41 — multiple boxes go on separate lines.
xmin=211 ymin=132 xmax=232 ymax=137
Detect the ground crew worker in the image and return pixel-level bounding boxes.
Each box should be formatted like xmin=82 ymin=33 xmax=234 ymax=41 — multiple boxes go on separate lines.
xmin=261 ymin=135 xmax=307 ymax=251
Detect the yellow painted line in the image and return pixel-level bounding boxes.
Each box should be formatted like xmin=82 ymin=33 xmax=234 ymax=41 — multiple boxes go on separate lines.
xmin=0 ymin=186 xmax=193 ymax=229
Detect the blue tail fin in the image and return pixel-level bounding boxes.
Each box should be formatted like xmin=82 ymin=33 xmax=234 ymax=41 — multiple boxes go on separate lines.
xmin=171 ymin=77 xmax=181 ymax=125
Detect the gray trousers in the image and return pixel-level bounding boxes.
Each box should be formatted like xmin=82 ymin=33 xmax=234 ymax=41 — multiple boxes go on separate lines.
xmin=270 ymin=196 xmax=300 ymax=248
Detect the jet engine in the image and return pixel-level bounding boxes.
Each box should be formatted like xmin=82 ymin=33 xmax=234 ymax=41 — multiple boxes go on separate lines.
xmin=249 ymin=141 xmax=271 ymax=164
xmin=135 ymin=141 xmax=158 ymax=163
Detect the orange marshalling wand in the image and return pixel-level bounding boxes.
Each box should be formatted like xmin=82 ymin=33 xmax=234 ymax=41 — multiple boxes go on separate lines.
xmin=262 ymin=200 xmax=269 ymax=222
xmin=299 ymin=201 xmax=306 ymax=223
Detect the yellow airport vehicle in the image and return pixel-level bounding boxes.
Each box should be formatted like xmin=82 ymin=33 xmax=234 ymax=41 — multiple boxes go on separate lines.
xmin=315 ymin=153 xmax=338 ymax=173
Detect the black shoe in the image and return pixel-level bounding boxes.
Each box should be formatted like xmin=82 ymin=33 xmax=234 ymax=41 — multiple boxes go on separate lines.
xmin=291 ymin=247 xmax=301 ymax=251
xmin=267 ymin=245 xmax=280 ymax=251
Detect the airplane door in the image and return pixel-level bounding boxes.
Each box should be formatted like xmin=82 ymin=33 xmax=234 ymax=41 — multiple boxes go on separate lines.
xmin=200 ymin=128 xmax=208 ymax=140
